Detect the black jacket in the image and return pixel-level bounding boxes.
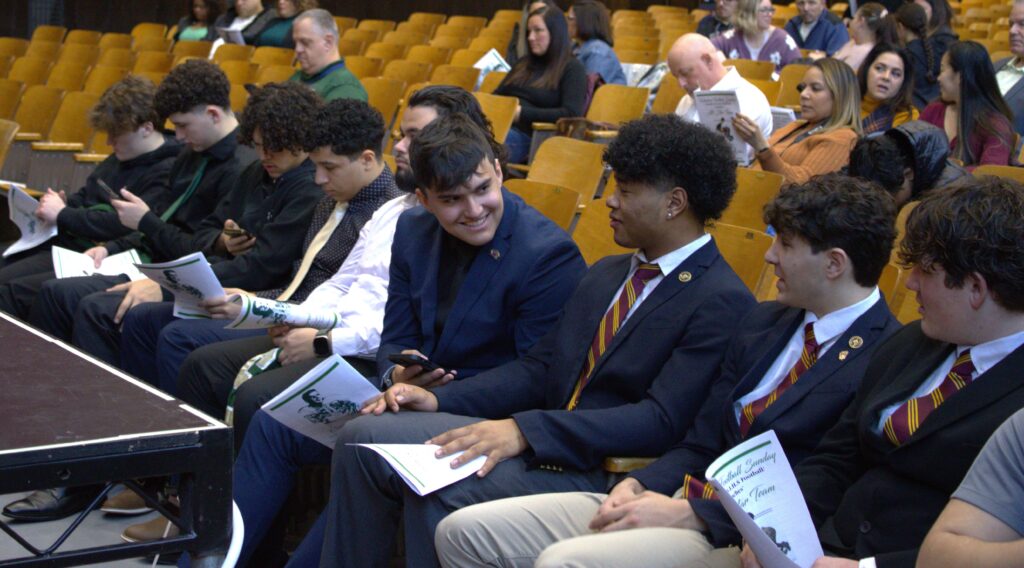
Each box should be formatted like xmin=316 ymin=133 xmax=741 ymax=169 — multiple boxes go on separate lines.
xmin=885 ymin=121 xmax=969 ymax=198
xmin=212 ymin=6 xmax=277 ymax=45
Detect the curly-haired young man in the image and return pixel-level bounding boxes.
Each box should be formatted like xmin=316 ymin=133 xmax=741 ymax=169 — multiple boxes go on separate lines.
xmin=0 ymin=75 xmax=181 ymax=317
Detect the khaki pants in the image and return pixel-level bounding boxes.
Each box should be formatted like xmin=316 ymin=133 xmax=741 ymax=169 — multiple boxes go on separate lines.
xmin=435 ymin=492 xmax=742 ymax=568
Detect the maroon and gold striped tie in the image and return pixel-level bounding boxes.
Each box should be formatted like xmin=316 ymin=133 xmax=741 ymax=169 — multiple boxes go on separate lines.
xmin=883 ymin=350 xmax=974 ymax=446
xmin=739 ymin=323 xmax=819 ymax=437
xmin=566 ymin=263 xmax=660 ymax=410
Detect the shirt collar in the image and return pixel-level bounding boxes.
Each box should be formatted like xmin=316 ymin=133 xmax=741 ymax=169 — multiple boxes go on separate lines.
xmin=635 ymin=233 xmax=712 ymax=276
xmin=959 ymin=329 xmax=1024 ymax=377
xmin=202 ymin=126 xmax=241 ymax=162
xmin=801 ymin=287 xmax=881 ymax=347
xmin=273 ymin=157 xmax=315 ymax=187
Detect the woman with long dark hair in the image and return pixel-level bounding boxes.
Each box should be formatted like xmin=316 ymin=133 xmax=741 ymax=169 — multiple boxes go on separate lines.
xmin=895 ymin=3 xmax=939 ymax=109
xmin=569 ymin=0 xmax=626 ymax=85
xmin=175 ymin=0 xmax=224 ymax=42
xmin=859 ymin=43 xmax=918 ymax=134
xmin=833 ymin=2 xmax=899 ymax=72
xmin=921 ymin=41 xmax=1017 ymax=168
xmin=495 ymin=5 xmax=588 ymax=163
xmin=506 ymin=0 xmax=560 ymax=68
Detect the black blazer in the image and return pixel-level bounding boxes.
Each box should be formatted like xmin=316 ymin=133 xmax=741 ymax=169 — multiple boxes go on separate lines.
xmin=437 ymin=238 xmax=757 ymax=471
xmin=630 ymin=299 xmax=899 ymax=546
xmin=796 ymin=322 xmax=1024 ymax=568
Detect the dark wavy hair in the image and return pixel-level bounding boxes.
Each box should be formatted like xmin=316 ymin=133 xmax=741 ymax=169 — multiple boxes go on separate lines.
xmin=407 ymin=85 xmax=505 ymax=165
xmin=899 ymin=177 xmax=1024 ymax=311
xmin=916 ymin=0 xmax=953 ymax=33
xmin=90 ymin=75 xmax=160 ymax=135
xmin=944 ymin=41 xmax=1016 ymax=165
xmin=502 ymin=6 xmax=575 ymax=90
xmin=304 ymin=98 xmax=385 ymax=158
xmin=895 ymin=3 xmax=935 ymax=84
xmin=153 ymin=59 xmax=230 ymax=118
xmin=238 ymin=82 xmax=321 ymax=153
xmin=572 ymin=0 xmax=614 ymax=45
xmin=765 ymin=173 xmax=896 ymax=287
xmin=410 ymin=114 xmax=497 ymax=194
xmin=848 ymin=135 xmax=912 ymax=200
xmin=604 ymin=114 xmax=737 ymax=223
xmin=858 ymin=43 xmax=915 ymax=117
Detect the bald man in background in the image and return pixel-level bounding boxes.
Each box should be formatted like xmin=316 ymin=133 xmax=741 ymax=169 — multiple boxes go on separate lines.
xmin=668 ymin=33 xmax=773 ymax=166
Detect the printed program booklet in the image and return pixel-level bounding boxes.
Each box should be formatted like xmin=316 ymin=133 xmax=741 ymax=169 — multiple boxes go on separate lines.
xmin=3 ymin=183 xmax=57 ymax=257
xmin=135 ymin=252 xmax=224 ymax=318
xmin=51 ymin=246 xmax=145 ymax=280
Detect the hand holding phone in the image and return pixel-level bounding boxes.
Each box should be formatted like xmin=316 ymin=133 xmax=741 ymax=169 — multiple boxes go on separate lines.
xmin=222 ymin=226 xmax=253 ymax=238
xmin=387 ymin=353 xmax=441 ymax=373
xmin=97 ymin=179 xmax=121 ymax=201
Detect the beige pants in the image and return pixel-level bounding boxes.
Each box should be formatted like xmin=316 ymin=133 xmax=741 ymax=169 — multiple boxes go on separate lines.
xmin=435 ymin=491 xmax=742 ymax=568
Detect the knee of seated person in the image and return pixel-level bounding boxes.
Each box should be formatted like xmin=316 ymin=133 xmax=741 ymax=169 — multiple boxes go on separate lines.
xmin=333 ymin=412 xmax=397 ymax=446
xmin=535 ymin=540 xmax=591 ymax=568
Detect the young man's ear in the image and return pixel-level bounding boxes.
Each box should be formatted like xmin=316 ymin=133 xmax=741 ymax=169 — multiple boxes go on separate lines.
xmin=492 ymin=158 xmax=503 ymax=186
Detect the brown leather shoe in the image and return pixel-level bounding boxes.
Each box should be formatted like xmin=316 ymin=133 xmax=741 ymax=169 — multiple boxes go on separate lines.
xmin=121 ymin=515 xmax=181 ymax=543
xmin=101 ymin=488 xmax=153 ymax=515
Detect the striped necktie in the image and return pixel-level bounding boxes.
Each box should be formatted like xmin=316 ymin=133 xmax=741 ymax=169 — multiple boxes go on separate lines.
xmin=884 ymin=350 xmax=974 ymax=447
xmin=680 ymin=323 xmax=819 ymax=500
xmin=739 ymin=323 xmax=819 ymax=436
xmin=565 ymin=263 xmax=660 ymax=410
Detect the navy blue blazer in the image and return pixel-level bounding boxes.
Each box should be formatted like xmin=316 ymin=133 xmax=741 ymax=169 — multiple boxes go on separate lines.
xmin=631 ymin=299 xmax=900 ymax=546
xmin=374 ymin=189 xmax=586 ymax=386
xmin=785 ymin=13 xmax=849 ymax=55
xmin=436 ymin=238 xmax=757 ymax=471
xmin=796 ymin=323 xmax=1024 ymax=567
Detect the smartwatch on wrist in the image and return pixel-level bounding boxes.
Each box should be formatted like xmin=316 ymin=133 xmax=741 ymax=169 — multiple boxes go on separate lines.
xmin=313 ymin=330 xmax=332 ymax=357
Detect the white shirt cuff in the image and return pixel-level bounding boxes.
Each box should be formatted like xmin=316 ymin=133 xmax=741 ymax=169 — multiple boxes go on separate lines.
xmin=859 ymin=557 xmax=877 ymax=568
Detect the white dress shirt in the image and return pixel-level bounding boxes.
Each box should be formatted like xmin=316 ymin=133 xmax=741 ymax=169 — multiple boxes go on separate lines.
xmin=605 ymin=234 xmax=712 ymax=324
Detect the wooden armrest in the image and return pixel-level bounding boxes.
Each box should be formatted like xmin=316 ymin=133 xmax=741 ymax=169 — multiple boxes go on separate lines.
xmin=15 ymin=133 xmax=42 ymax=142
xmin=603 ymin=457 xmax=657 ymax=473
xmin=31 ymin=142 xmax=86 ymax=152
xmin=531 ymin=122 xmax=557 ymax=131
xmin=0 ymin=181 xmax=43 ymax=197
xmin=584 ymin=129 xmax=618 ymax=140
xmin=506 ymin=163 xmax=529 ymax=174
xmin=74 ymin=152 xmax=111 ymax=163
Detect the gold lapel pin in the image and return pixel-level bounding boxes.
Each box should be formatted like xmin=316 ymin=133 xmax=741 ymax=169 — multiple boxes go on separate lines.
xmin=838 ymin=350 xmax=849 ymax=361
xmin=678 ymin=271 xmax=692 ymax=282
xmin=849 ymin=336 xmax=863 ymax=349
xmin=490 ymin=249 xmax=501 ymax=260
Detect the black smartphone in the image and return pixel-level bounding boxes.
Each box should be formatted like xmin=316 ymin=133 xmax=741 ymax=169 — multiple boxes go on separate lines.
xmin=97 ymin=179 xmax=120 ymax=201
xmin=223 ymin=226 xmax=253 ymax=238
xmin=387 ymin=353 xmax=441 ymax=373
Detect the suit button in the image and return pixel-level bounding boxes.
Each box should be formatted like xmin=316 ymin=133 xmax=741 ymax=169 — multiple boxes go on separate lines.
xmin=859 ymin=521 xmax=872 ymax=534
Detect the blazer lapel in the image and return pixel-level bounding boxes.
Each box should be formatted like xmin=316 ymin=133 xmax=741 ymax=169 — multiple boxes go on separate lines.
xmin=417 ymin=226 xmax=443 ymax=354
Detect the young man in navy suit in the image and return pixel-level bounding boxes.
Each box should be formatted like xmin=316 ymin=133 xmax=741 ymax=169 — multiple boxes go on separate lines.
xmin=318 ymin=113 xmax=756 ymax=567
xmin=435 ymin=173 xmax=902 ymax=568
xmin=218 ymin=110 xmax=586 ymax=567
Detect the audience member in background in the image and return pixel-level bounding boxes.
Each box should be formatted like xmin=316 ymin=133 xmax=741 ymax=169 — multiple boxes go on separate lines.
xmin=668 ymin=33 xmax=772 ymax=166
xmin=733 ymin=58 xmax=860 ymax=183
xmin=254 ymin=0 xmax=316 ymax=47
xmin=436 ymin=174 xmax=901 ymax=568
xmin=288 ymin=8 xmax=367 ymax=101
xmin=569 ymin=0 xmax=626 ymax=86
xmin=210 ymin=0 xmax=275 ymax=51
xmin=896 ymin=2 xmax=940 ymax=109
xmin=915 ymin=0 xmax=959 ymax=86
xmin=0 ymin=76 xmax=181 ymax=319
xmin=859 ymin=43 xmax=919 ymax=134
xmin=739 ymin=176 xmax=1024 ymax=568
xmin=993 ymin=0 xmax=1024 ymax=137
xmin=505 ymin=0 xmax=559 ymax=68
xmin=696 ymin=0 xmax=736 ymax=38
xmin=918 ymin=407 xmax=1024 ymax=568
xmin=833 ymin=3 xmax=899 ymax=73
xmin=174 ymin=0 xmax=223 ymax=42
xmin=712 ymin=0 xmax=801 ymax=72
xmin=848 ymin=120 xmax=969 ymax=207
xmin=784 ymin=0 xmax=848 ymax=57
xmin=494 ymin=5 xmax=587 ymax=163
xmin=921 ymin=41 xmax=1017 ymax=169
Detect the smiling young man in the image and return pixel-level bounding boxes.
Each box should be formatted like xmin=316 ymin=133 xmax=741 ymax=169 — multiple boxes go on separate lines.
xmin=436 ymin=173 xmax=902 ymax=568
xmin=288 ymin=8 xmax=366 ymax=102
xmin=736 ymin=177 xmax=1024 ymax=568
xmin=0 ymin=75 xmax=181 ymax=319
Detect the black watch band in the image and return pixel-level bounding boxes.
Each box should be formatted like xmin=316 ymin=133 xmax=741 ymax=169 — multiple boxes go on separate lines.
xmin=313 ymin=331 xmax=332 ymax=357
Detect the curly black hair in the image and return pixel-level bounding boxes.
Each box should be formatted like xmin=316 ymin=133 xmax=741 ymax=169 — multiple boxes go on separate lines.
xmin=764 ymin=173 xmax=896 ymax=287
xmin=304 ymin=98 xmax=385 ymax=158
xmin=238 ymin=82 xmax=322 ymax=153
xmin=848 ymin=136 xmax=910 ymax=198
xmin=604 ymin=114 xmax=737 ymax=223
xmin=410 ymin=114 xmax=495 ymax=194
xmin=153 ymin=59 xmax=230 ymax=119
xmin=899 ymin=177 xmax=1024 ymax=311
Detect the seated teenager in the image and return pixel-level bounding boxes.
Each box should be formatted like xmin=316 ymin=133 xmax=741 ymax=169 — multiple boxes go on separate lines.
xmin=921 ymin=40 xmax=1017 ymax=170
xmin=712 ymin=0 xmax=801 ymax=72
xmin=918 ymin=407 xmax=1024 ymax=568
xmin=895 ymin=3 xmax=940 ymax=110
xmin=175 ymin=86 xmax=499 ymax=448
xmin=859 ymin=43 xmax=919 ymax=134
xmin=34 ymin=81 xmax=323 ymax=370
xmin=320 ymin=114 xmax=756 ymax=567
xmin=737 ymin=176 xmax=1024 ymax=568
xmin=848 ymin=120 xmax=969 ymax=207
xmin=494 ymin=5 xmax=587 ymax=163
xmin=568 ymin=0 xmax=626 ymax=85
xmin=0 ymin=75 xmax=180 ymax=318
xmin=117 ymin=94 xmax=390 ymax=392
xmin=833 ymin=3 xmax=899 ymax=73
xmin=436 ymin=174 xmax=902 ymax=568
xmin=784 ymin=0 xmax=849 ymax=56
xmin=215 ymin=114 xmax=587 ymax=567
xmin=733 ymin=58 xmax=861 ymax=183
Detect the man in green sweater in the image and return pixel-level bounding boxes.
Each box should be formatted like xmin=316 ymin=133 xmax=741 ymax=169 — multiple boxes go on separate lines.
xmin=289 ymin=8 xmax=367 ymax=102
